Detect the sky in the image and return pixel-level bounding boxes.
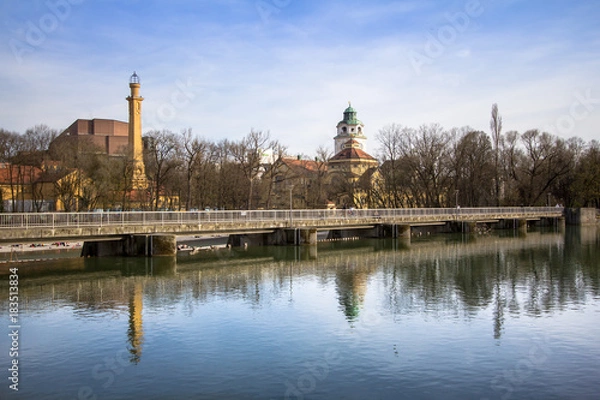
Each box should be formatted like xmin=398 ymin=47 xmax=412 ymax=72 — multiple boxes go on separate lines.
xmin=1 ymin=0 xmax=599 ymax=156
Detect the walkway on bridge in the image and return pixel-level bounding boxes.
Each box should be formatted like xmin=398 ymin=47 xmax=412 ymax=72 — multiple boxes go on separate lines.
xmin=0 ymin=207 xmax=565 ymax=242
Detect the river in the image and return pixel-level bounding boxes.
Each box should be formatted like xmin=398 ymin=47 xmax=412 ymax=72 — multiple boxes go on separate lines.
xmin=0 ymin=227 xmax=599 ymax=399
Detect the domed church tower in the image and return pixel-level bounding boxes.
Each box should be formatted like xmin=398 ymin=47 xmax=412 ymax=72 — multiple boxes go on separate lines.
xmin=328 ymin=103 xmax=378 ymax=183
xmin=333 ymin=102 xmax=367 ymax=154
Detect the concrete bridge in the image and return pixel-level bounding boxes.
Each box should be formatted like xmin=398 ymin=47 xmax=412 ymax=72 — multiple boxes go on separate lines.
xmin=0 ymin=206 xmax=566 ymax=244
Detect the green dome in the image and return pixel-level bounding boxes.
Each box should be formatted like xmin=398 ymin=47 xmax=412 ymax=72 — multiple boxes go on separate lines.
xmin=339 ymin=102 xmax=362 ymax=125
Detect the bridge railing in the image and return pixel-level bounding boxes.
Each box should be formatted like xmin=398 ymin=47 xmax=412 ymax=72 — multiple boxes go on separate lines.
xmin=0 ymin=207 xmax=563 ymax=230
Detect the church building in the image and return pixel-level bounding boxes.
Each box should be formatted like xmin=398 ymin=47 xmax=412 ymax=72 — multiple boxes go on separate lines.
xmin=328 ymin=103 xmax=378 ymax=181
xmin=326 ymin=103 xmax=379 ymax=208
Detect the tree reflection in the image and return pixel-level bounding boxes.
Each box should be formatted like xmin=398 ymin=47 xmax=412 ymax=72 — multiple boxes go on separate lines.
xmin=2 ymin=227 xmax=598 ymax=342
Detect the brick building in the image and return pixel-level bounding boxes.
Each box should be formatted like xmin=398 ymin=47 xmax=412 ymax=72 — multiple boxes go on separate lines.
xmin=52 ymin=118 xmax=129 ymax=155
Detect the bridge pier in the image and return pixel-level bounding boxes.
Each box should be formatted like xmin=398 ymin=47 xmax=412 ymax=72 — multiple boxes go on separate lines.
xmin=282 ymin=228 xmax=318 ymax=245
xmin=448 ymin=221 xmax=477 ymax=234
xmin=81 ymin=234 xmax=176 ymax=257
xmin=565 ymin=208 xmax=597 ymax=226
xmin=396 ymin=225 xmax=411 ymax=238
xmin=517 ymin=219 xmax=528 ymax=233
xmin=228 ymin=228 xmax=318 ymax=247
xmin=298 ymin=228 xmax=318 ymax=245
xmin=373 ymin=224 xmax=411 ymax=242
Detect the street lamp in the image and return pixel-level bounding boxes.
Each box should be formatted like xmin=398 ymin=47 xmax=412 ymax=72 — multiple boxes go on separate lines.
xmin=289 ymin=184 xmax=294 ymax=224
xmin=455 ymin=189 xmax=459 ymax=208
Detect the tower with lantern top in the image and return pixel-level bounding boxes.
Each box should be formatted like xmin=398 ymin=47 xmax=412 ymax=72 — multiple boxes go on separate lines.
xmin=126 ymin=72 xmax=147 ymax=190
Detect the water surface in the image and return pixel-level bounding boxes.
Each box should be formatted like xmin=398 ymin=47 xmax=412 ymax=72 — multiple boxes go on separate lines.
xmin=1 ymin=228 xmax=599 ymax=399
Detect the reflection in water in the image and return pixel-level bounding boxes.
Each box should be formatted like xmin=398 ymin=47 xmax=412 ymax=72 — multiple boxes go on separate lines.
xmin=335 ymin=263 xmax=372 ymax=322
xmin=493 ymin=275 xmax=505 ymax=340
xmin=84 ymin=256 xmax=177 ymax=277
xmin=0 ymin=227 xmax=598 ymax=399
xmin=128 ymin=281 xmax=144 ymax=364
xmin=1 ymin=228 xmax=598 ymax=340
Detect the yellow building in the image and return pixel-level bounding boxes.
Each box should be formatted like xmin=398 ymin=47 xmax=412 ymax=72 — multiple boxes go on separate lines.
xmin=0 ymin=162 xmax=86 ymax=212
xmin=268 ymin=156 xmax=329 ymax=209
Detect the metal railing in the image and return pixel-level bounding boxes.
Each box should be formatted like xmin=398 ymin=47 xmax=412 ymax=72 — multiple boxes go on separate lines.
xmin=0 ymin=207 xmax=564 ymax=230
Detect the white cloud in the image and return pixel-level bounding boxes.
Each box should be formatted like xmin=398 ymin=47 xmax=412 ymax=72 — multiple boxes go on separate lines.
xmin=0 ymin=0 xmax=599 ymax=155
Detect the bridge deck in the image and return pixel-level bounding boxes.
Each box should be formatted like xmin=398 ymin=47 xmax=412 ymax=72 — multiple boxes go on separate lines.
xmin=0 ymin=207 xmax=564 ymax=241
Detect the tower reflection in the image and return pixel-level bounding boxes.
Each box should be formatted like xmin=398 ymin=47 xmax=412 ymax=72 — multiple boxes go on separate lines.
xmin=127 ymin=280 xmax=144 ymax=364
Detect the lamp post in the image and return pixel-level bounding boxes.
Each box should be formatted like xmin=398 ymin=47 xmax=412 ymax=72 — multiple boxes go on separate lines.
xmin=289 ymin=184 xmax=294 ymax=224
xmin=455 ymin=189 xmax=459 ymax=208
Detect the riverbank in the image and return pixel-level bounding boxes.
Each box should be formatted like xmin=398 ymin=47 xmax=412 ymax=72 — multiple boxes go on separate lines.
xmin=0 ymin=235 xmax=230 ymax=257
xmin=0 ymin=241 xmax=82 ymax=254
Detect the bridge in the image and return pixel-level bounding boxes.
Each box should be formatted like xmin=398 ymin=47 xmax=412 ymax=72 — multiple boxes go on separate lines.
xmin=0 ymin=207 xmax=564 ymax=243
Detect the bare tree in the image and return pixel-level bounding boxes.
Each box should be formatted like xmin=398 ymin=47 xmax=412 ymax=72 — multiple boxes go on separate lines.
xmin=376 ymin=124 xmax=417 ymax=208
xmin=450 ymin=129 xmax=495 ymax=206
xmin=569 ymin=140 xmax=600 ymax=207
xmin=255 ymin=143 xmax=287 ymax=209
xmin=0 ymin=130 xmax=24 ymax=211
xmin=310 ymin=146 xmax=332 ymax=208
xmin=490 ymin=104 xmax=503 ymax=206
xmin=405 ymin=124 xmax=452 ymax=207
xmin=499 ymin=130 xmax=521 ymax=204
xmin=229 ymin=130 xmax=275 ymax=209
xmin=510 ymin=130 xmax=574 ymax=205
xmin=179 ymin=128 xmax=209 ymax=210
xmin=144 ymin=130 xmax=182 ymax=210
xmin=23 ymin=124 xmax=58 ymax=154
xmin=212 ymin=139 xmax=247 ymax=209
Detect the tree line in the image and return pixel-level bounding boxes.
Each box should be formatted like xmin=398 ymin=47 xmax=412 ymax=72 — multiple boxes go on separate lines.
xmin=0 ymin=126 xmax=290 ymax=211
xmin=0 ymin=104 xmax=598 ymax=212
xmin=370 ymin=105 xmax=599 ymax=208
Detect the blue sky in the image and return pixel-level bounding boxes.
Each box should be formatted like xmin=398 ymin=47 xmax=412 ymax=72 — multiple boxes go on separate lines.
xmin=1 ymin=0 xmax=599 ymax=156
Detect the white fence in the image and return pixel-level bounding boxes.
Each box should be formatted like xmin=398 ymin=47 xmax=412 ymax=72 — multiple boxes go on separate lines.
xmin=0 ymin=207 xmax=564 ymax=230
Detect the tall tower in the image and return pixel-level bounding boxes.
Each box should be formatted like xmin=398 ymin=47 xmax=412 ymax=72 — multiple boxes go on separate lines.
xmin=328 ymin=102 xmax=378 ymax=184
xmin=333 ymin=102 xmax=367 ymax=155
xmin=126 ymin=72 xmax=147 ymax=189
